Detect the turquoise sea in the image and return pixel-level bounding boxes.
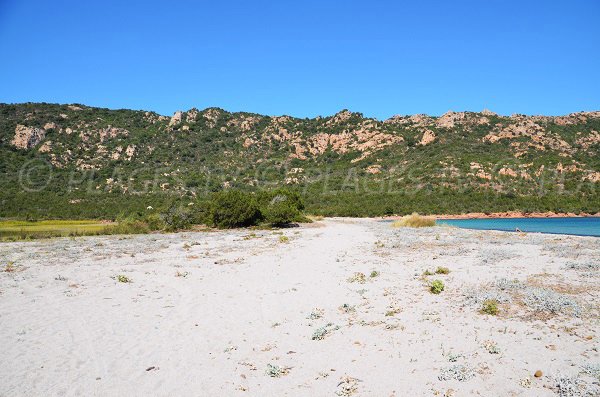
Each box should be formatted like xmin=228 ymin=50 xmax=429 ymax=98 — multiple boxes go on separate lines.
xmin=436 ymin=217 xmax=600 ymax=237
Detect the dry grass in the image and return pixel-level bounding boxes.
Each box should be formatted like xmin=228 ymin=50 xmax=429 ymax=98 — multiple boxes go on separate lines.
xmin=391 ymin=213 xmax=436 ymax=228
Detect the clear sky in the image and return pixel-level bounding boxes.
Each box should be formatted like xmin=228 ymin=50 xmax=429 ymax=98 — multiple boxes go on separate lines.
xmin=0 ymin=0 xmax=598 ymax=119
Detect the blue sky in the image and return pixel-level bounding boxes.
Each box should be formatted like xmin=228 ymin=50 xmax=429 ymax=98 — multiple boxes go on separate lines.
xmin=0 ymin=0 xmax=598 ymax=119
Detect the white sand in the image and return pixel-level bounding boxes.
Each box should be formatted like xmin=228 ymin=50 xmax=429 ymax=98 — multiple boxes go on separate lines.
xmin=1 ymin=219 xmax=599 ymax=396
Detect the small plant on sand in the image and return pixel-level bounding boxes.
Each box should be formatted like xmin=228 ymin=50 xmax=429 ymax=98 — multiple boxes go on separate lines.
xmin=482 ymin=340 xmax=501 ymax=354
xmin=391 ymin=213 xmax=436 ymax=228
xmin=347 ymin=272 xmax=367 ymax=284
xmin=422 ymin=269 xmax=434 ymax=276
xmin=524 ymin=288 xmax=581 ymax=317
xmin=435 ymin=266 xmax=450 ymax=275
xmin=116 ymin=274 xmax=131 ymax=283
xmin=312 ymin=323 xmax=339 ymax=340
xmin=430 ymin=280 xmax=445 ymax=294
xmin=243 ymin=232 xmax=258 ymax=240
xmin=306 ymin=308 xmax=324 ymax=320
xmin=370 ymin=270 xmax=380 ymax=278
xmin=339 ymin=303 xmax=356 ymax=314
xmin=438 ymin=364 xmax=475 ymax=382
xmin=582 ymin=363 xmax=600 ymax=380
xmin=336 ymin=376 xmax=359 ymax=396
xmin=553 ymin=374 xmax=595 ymax=397
xmin=265 ymin=363 xmax=290 ymax=377
xmin=279 ymin=235 xmax=289 ymax=243
xmin=175 ymin=271 xmax=189 ymax=278
xmin=481 ymin=299 xmax=499 ymax=315
xmin=3 ymin=262 xmax=17 ymax=273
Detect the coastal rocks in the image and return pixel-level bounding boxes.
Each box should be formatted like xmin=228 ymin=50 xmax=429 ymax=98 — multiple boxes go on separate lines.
xmin=11 ymin=124 xmax=46 ymax=149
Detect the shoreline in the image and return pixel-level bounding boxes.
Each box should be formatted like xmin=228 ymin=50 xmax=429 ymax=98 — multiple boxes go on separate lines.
xmin=381 ymin=211 xmax=599 ymax=220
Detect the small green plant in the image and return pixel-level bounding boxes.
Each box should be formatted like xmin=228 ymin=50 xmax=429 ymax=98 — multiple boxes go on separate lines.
xmin=435 ymin=266 xmax=450 ymax=275
xmin=482 ymin=340 xmax=501 ymax=354
xmin=430 ymin=280 xmax=445 ymax=294
xmin=311 ymin=323 xmax=339 ymax=340
xmin=116 ymin=275 xmax=131 ymax=283
xmin=481 ymin=299 xmax=499 ymax=315
xmin=338 ymin=303 xmax=355 ymax=313
xmin=306 ymin=308 xmax=324 ymax=320
xmin=347 ymin=272 xmax=367 ymax=284
xmin=4 ymin=262 xmax=16 ymax=273
xmin=279 ymin=235 xmax=289 ymax=243
xmin=422 ymin=269 xmax=434 ymax=276
xmin=265 ymin=363 xmax=290 ymax=377
xmin=370 ymin=270 xmax=380 ymax=278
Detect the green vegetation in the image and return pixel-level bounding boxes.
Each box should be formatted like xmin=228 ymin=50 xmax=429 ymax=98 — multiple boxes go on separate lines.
xmin=423 ymin=267 xmax=450 ymax=276
xmin=0 ymin=103 xmax=598 ymax=222
xmin=430 ymin=279 xmax=445 ymax=294
xmin=210 ymin=190 xmax=261 ymax=228
xmin=481 ymin=299 xmax=499 ymax=315
xmin=0 ymin=220 xmax=112 ymax=240
xmin=116 ymin=275 xmax=131 ymax=283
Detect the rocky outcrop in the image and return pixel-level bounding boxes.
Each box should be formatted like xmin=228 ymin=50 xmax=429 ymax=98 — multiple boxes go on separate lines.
xmin=11 ymin=125 xmax=46 ymax=149
xmin=169 ymin=111 xmax=183 ymax=126
xmin=419 ymin=130 xmax=436 ymax=146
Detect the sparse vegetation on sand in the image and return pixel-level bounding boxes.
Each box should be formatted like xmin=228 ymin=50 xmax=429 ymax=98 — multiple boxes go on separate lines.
xmin=430 ymin=280 xmax=445 ymax=294
xmin=481 ymin=299 xmax=499 ymax=315
xmin=347 ymin=272 xmax=367 ymax=284
xmin=311 ymin=323 xmax=339 ymax=340
xmin=424 ymin=266 xmax=450 ymax=276
xmin=265 ymin=364 xmax=291 ymax=378
xmin=391 ymin=213 xmax=436 ymax=228
xmin=115 ymin=275 xmax=132 ymax=283
xmin=438 ymin=364 xmax=475 ymax=381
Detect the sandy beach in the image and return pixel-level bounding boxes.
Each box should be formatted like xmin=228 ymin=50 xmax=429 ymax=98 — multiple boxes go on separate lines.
xmin=1 ymin=219 xmax=599 ymax=396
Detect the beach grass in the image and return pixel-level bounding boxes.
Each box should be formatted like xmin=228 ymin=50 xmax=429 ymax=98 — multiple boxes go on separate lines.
xmin=392 ymin=213 xmax=436 ymax=228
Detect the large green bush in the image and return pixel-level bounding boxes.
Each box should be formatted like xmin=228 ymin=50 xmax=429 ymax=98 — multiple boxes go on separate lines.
xmin=257 ymin=188 xmax=304 ymax=226
xmin=160 ymin=204 xmax=193 ymax=231
xmin=210 ymin=190 xmax=261 ymax=228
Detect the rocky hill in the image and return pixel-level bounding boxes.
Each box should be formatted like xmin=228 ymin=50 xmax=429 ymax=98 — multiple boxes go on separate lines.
xmin=1 ymin=102 xmax=599 ymax=218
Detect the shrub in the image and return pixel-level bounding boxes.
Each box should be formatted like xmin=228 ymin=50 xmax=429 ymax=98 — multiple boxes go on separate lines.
xmin=265 ymin=364 xmax=290 ymax=377
xmin=210 ymin=190 xmax=261 ymax=228
xmin=189 ymin=199 xmax=212 ymax=225
xmin=392 ymin=213 xmax=436 ymax=228
xmin=279 ymin=235 xmax=289 ymax=243
xmin=116 ymin=275 xmax=131 ymax=283
xmin=259 ymin=188 xmax=304 ymax=226
xmin=160 ymin=204 xmax=193 ymax=231
xmin=106 ymin=219 xmax=151 ymax=235
xmin=481 ymin=299 xmax=499 ymax=315
xmin=430 ymin=279 xmax=445 ymax=294
xmin=347 ymin=272 xmax=367 ymax=283
xmin=435 ymin=266 xmax=450 ymax=275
